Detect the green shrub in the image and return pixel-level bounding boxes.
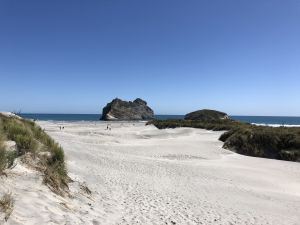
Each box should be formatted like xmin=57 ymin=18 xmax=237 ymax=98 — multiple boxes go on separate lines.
xmin=219 ymin=129 xmax=237 ymax=142
xmin=279 ymin=150 xmax=299 ymax=161
xmin=147 ymin=119 xmax=245 ymax=131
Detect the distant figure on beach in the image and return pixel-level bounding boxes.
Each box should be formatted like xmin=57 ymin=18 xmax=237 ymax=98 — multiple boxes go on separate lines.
xmin=59 ymin=126 xmax=61 ymax=130
xmin=106 ymin=124 xmax=112 ymax=131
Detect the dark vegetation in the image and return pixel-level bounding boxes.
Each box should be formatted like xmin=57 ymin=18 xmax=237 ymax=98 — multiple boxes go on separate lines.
xmin=0 ymin=114 xmax=68 ymax=195
xmin=0 ymin=192 xmax=14 ymax=221
xmin=147 ymin=119 xmax=242 ymax=131
xmin=184 ymin=109 xmax=229 ymax=121
xmin=147 ymin=119 xmax=300 ymax=162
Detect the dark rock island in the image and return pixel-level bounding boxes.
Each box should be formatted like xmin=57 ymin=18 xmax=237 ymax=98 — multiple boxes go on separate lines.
xmin=184 ymin=109 xmax=230 ymax=121
xmin=101 ymin=98 xmax=154 ymax=121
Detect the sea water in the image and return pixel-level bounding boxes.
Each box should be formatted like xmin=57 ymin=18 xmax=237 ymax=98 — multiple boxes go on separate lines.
xmin=20 ymin=114 xmax=300 ymax=126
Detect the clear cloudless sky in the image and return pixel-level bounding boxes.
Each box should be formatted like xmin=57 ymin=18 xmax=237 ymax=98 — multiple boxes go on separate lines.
xmin=0 ymin=0 xmax=300 ymax=116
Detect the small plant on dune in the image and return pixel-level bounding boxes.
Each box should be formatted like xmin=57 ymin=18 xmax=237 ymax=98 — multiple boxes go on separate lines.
xmin=44 ymin=162 xmax=68 ymax=195
xmin=0 ymin=125 xmax=6 ymax=174
xmin=0 ymin=192 xmax=14 ymax=221
xmin=14 ymin=134 xmax=37 ymax=154
xmin=2 ymin=119 xmax=37 ymax=155
xmin=43 ymin=143 xmax=68 ymax=195
xmin=0 ymin=140 xmax=16 ymax=175
xmin=5 ymin=148 xmax=17 ymax=169
xmin=0 ymin=145 xmax=6 ymax=175
xmin=0 ymin=133 xmax=17 ymax=175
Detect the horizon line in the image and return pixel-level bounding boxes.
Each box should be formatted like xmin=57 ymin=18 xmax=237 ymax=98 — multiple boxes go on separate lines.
xmin=17 ymin=112 xmax=300 ymax=117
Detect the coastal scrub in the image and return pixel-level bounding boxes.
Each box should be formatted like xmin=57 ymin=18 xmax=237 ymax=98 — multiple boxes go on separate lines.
xmin=0 ymin=114 xmax=68 ymax=195
xmin=148 ymin=119 xmax=300 ymax=162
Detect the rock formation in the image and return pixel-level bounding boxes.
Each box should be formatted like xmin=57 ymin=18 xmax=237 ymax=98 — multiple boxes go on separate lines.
xmin=101 ymin=98 xmax=154 ymax=121
xmin=184 ymin=109 xmax=230 ymax=121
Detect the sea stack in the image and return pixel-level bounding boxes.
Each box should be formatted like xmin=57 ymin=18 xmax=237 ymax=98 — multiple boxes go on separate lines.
xmin=101 ymin=98 xmax=154 ymax=121
xmin=184 ymin=109 xmax=230 ymax=121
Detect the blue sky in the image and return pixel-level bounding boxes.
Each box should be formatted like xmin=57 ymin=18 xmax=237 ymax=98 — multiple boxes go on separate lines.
xmin=0 ymin=0 xmax=299 ymax=116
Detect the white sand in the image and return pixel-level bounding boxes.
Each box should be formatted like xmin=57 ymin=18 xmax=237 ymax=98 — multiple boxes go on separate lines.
xmin=1 ymin=121 xmax=300 ymax=225
xmin=0 ymin=112 xmax=22 ymax=119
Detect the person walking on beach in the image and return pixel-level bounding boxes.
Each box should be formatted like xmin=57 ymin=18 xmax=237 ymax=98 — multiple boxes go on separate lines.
xmin=106 ymin=124 xmax=112 ymax=131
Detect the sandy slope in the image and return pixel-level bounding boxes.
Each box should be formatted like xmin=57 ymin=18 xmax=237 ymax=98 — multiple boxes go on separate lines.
xmin=1 ymin=121 xmax=300 ymax=225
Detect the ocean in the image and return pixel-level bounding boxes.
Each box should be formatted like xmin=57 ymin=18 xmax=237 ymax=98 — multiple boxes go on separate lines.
xmin=19 ymin=114 xmax=300 ymax=126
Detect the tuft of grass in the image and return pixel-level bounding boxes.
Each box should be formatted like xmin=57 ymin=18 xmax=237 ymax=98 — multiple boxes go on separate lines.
xmin=0 ymin=124 xmax=6 ymax=174
xmin=0 ymin=142 xmax=16 ymax=175
xmin=80 ymin=183 xmax=92 ymax=195
xmin=48 ymin=144 xmax=65 ymax=164
xmin=1 ymin=118 xmax=37 ymax=155
xmin=0 ymin=192 xmax=14 ymax=221
xmin=0 ymin=145 xmax=6 ymax=175
xmin=44 ymin=161 xmax=68 ymax=195
xmin=6 ymin=150 xmax=17 ymax=169
xmin=43 ymin=143 xmax=68 ymax=195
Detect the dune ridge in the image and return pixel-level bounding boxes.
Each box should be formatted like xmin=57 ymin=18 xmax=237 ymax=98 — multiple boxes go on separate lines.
xmin=1 ymin=120 xmax=300 ymax=224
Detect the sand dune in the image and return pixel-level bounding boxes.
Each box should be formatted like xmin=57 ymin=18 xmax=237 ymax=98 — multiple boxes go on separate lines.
xmin=1 ymin=121 xmax=300 ymax=224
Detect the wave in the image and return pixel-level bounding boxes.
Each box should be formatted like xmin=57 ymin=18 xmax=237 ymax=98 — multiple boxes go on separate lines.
xmin=252 ymin=123 xmax=300 ymax=127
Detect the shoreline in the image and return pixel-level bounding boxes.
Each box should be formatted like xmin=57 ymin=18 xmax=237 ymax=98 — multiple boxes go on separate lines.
xmin=17 ymin=113 xmax=300 ymax=126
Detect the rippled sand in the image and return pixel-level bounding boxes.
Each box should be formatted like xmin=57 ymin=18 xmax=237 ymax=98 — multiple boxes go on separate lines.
xmin=2 ymin=121 xmax=300 ymax=225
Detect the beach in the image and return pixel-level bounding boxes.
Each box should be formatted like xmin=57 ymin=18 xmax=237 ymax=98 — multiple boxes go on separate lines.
xmin=2 ymin=121 xmax=300 ymax=224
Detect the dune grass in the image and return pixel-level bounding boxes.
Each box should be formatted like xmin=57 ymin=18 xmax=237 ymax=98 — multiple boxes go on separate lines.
xmin=0 ymin=144 xmax=6 ymax=175
xmin=0 ymin=192 xmax=14 ymax=221
xmin=0 ymin=114 xmax=68 ymax=195
xmin=0 ymin=145 xmax=16 ymax=176
xmin=148 ymin=119 xmax=300 ymax=162
xmin=43 ymin=143 xmax=68 ymax=195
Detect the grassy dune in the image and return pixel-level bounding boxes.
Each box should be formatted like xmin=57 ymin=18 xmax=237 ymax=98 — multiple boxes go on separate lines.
xmin=0 ymin=114 xmax=68 ymax=195
xmin=148 ymin=119 xmax=300 ymax=162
